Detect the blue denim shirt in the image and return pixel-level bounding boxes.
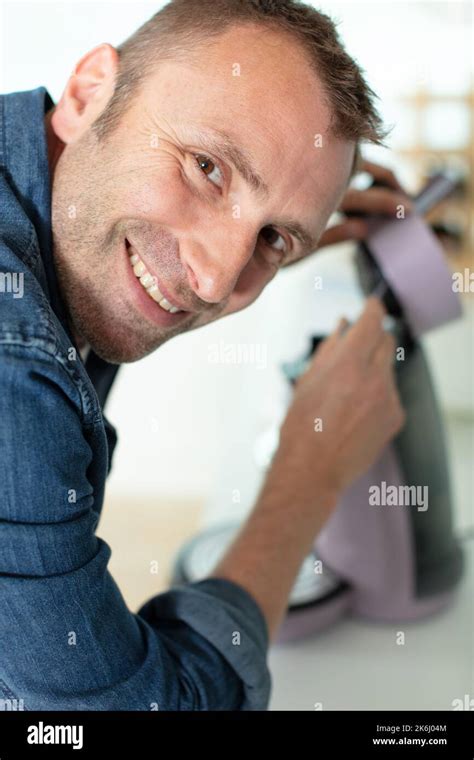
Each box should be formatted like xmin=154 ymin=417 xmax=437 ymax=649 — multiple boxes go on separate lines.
xmin=0 ymin=87 xmax=271 ymax=711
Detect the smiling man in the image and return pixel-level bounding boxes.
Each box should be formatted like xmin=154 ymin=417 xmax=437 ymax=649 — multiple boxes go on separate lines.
xmin=0 ymin=0 xmax=406 ymax=711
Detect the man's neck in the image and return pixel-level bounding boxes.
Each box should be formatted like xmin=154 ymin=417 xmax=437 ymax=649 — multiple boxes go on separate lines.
xmin=66 ymin=314 xmax=90 ymax=360
xmin=79 ymin=343 xmax=91 ymax=363
xmin=45 ymin=110 xmax=89 ymax=359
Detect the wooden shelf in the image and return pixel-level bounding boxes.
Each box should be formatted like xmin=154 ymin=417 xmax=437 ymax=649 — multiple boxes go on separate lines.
xmin=395 ymin=88 xmax=473 ymax=274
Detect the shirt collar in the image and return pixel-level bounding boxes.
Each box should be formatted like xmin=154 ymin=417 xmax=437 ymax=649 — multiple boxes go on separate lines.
xmin=2 ymin=86 xmax=70 ymax=331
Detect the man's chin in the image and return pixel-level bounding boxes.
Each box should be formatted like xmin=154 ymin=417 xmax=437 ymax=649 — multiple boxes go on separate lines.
xmin=87 ymin=343 xmax=139 ymax=365
xmin=67 ymin=298 xmax=203 ymax=364
xmin=71 ymin=320 xmax=166 ymax=365
xmin=87 ymin=334 xmax=165 ymax=364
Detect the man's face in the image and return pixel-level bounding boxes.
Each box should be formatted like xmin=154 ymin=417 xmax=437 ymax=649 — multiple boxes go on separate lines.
xmin=50 ymin=24 xmax=354 ymax=363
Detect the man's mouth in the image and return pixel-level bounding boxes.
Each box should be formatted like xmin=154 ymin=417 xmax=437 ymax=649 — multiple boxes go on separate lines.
xmin=127 ymin=244 xmax=184 ymax=314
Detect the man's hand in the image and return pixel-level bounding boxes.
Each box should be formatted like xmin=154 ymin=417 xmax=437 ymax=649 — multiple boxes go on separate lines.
xmin=317 ymin=160 xmax=413 ymax=249
xmin=211 ymin=298 xmax=406 ymax=638
xmin=278 ymin=297 xmax=406 ymax=499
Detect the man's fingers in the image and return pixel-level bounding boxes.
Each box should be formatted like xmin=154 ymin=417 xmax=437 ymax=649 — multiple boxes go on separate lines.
xmin=312 ymin=317 xmax=350 ymax=364
xmin=371 ymin=333 xmax=406 ymax=433
xmin=343 ymin=297 xmax=386 ymax=362
xmin=340 ymin=187 xmax=413 ymax=217
xmin=325 ymin=316 xmax=351 ymax=348
xmin=356 ymin=160 xmax=405 ymax=192
xmin=317 ymin=220 xmax=369 ymax=249
xmin=372 ymin=330 xmax=397 ymax=373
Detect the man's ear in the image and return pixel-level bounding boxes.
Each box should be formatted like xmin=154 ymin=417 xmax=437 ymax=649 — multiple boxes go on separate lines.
xmin=51 ymin=43 xmax=119 ymax=144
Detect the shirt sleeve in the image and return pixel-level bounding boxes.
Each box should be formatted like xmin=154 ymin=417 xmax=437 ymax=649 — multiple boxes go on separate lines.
xmin=0 ymin=344 xmax=271 ymax=711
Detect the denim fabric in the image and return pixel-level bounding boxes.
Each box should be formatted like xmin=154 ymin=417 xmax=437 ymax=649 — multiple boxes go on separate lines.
xmin=0 ymin=87 xmax=271 ymax=711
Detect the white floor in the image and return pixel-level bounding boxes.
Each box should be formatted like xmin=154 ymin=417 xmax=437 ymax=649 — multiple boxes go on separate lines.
xmin=269 ymin=540 xmax=472 ymax=711
xmin=269 ymin=415 xmax=474 ymax=711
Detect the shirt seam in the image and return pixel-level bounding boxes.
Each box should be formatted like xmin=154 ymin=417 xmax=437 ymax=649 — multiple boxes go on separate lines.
xmin=0 ymin=335 xmax=102 ymax=426
xmin=0 ymin=94 xmax=5 ymax=166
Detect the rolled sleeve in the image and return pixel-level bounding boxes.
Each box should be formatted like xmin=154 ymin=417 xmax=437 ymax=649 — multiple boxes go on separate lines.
xmin=138 ymin=578 xmax=271 ymax=710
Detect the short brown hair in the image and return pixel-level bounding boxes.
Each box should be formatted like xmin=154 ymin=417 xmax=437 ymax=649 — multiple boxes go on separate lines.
xmin=92 ymin=0 xmax=386 ymax=158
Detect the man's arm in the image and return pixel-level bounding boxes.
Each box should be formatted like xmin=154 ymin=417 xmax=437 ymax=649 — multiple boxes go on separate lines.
xmin=0 ymin=342 xmax=270 ymax=710
xmin=211 ymin=298 xmax=406 ymax=637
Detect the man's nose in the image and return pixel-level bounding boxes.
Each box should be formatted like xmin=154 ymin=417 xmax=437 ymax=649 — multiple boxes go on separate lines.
xmin=181 ymin=223 xmax=257 ymax=305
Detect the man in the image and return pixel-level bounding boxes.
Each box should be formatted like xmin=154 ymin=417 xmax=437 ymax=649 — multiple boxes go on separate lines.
xmin=0 ymin=0 xmax=407 ymax=710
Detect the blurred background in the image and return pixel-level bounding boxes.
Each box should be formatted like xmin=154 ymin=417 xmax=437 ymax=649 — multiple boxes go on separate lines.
xmin=1 ymin=0 xmax=472 ymax=710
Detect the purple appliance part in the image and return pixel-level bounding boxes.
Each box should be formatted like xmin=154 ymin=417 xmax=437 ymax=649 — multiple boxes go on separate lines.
xmin=364 ymin=212 xmax=461 ymax=336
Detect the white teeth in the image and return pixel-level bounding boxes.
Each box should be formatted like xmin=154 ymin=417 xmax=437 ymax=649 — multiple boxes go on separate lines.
xmin=128 ymin=249 xmax=182 ymax=314
xmin=160 ymin=298 xmax=182 ymax=314
xmin=133 ymin=261 xmax=146 ymax=278
xmin=140 ymin=272 xmax=155 ymax=289
xmin=147 ymin=284 xmax=164 ymax=303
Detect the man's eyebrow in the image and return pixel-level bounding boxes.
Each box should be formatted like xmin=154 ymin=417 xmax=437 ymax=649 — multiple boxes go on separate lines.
xmin=188 ymin=126 xmax=269 ymax=197
xmin=273 ymin=218 xmax=320 ymax=255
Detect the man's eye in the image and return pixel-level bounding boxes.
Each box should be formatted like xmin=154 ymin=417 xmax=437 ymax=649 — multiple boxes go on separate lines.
xmin=194 ymin=154 xmax=224 ymax=188
xmin=260 ymin=226 xmax=287 ymax=254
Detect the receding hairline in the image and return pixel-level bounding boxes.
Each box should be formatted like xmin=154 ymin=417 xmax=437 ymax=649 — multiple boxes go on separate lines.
xmin=92 ymin=2 xmax=386 ymax=149
xmin=108 ymin=17 xmax=338 ymax=119
xmin=95 ymin=17 xmax=362 ymax=181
